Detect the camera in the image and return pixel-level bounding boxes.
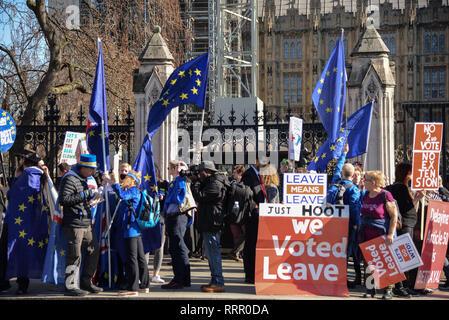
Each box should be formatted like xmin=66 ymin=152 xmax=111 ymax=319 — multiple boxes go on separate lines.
xmin=179 ymin=165 xmax=199 ymax=178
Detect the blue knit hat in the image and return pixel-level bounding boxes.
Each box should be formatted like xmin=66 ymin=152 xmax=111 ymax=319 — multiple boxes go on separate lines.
xmin=77 ymin=154 xmax=97 ymax=168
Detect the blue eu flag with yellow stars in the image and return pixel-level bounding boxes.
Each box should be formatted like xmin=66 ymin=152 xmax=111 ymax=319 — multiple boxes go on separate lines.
xmin=312 ymin=32 xmax=346 ymax=144
xmin=146 ymin=52 xmax=209 ymax=138
xmin=86 ymin=38 xmax=110 ymax=173
xmin=4 ymin=167 xmax=49 ymax=280
xmin=308 ymin=102 xmax=373 ymax=172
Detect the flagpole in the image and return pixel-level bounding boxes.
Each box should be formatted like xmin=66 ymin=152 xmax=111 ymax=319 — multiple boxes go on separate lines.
xmin=98 ymin=38 xmax=112 ymax=288
xmin=363 ymin=98 xmax=375 ymax=172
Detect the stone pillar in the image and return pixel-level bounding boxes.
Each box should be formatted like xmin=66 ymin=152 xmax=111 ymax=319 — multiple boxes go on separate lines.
xmin=347 ymin=22 xmax=396 ymax=182
xmin=133 ymin=26 xmax=176 ymax=181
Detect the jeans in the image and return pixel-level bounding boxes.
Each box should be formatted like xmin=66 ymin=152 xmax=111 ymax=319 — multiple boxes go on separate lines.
xmin=166 ymin=213 xmax=190 ymax=284
xmin=203 ymin=231 xmax=224 ymax=286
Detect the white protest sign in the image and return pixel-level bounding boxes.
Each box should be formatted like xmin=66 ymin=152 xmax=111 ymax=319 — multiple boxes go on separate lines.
xmin=60 ymin=131 xmax=86 ymax=165
xmin=390 ymin=233 xmax=423 ymax=273
xmin=288 ymin=117 xmax=303 ymax=161
xmin=283 ymin=173 xmax=327 ymax=205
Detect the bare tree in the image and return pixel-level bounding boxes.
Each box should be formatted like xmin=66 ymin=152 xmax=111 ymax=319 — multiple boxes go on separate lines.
xmin=0 ymin=0 xmax=187 ymax=158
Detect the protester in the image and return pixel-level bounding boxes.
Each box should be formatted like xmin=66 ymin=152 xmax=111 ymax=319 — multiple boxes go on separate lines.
xmin=104 ymin=169 xmax=150 ymax=296
xmin=241 ymin=157 xmax=268 ymax=284
xmin=191 ymin=161 xmax=228 ymax=293
xmin=151 ymin=164 xmax=168 ymax=284
xmin=227 ymin=165 xmax=246 ymax=262
xmin=260 ymin=164 xmax=280 ymax=203
xmin=119 ymin=163 xmax=132 ymax=183
xmin=384 ymin=162 xmax=425 ymax=296
xmin=1 ymin=153 xmax=49 ymax=294
xmin=161 ymin=160 xmax=190 ymax=289
xmin=359 ymin=170 xmax=398 ymax=299
xmin=58 ymin=154 xmax=102 ymax=296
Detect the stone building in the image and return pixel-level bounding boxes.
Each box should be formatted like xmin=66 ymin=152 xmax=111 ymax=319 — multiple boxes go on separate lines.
xmin=257 ymin=0 xmax=449 ymax=143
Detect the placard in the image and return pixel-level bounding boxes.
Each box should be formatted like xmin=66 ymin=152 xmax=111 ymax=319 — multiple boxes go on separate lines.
xmin=60 ymin=131 xmax=86 ymax=165
xmin=255 ymin=203 xmax=349 ymax=296
xmin=411 ymin=122 xmax=443 ymax=191
xmin=415 ymin=199 xmax=449 ymax=290
xmin=0 ymin=109 xmax=16 ymax=153
xmin=359 ymin=236 xmax=406 ymax=289
xmin=390 ymin=233 xmax=423 ymax=273
xmin=288 ymin=117 xmax=303 ymax=161
xmin=283 ymin=173 xmax=327 ymax=205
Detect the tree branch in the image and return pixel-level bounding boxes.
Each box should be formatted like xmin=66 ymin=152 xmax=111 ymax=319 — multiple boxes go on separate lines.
xmin=0 ymin=44 xmax=30 ymax=99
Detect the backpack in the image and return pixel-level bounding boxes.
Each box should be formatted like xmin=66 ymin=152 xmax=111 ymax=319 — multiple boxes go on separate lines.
xmin=224 ymin=181 xmax=253 ymax=225
xmin=327 ymin=180 xmax=354 ymax=205
xmin=127 ymin=189 xmax=160 ymax=230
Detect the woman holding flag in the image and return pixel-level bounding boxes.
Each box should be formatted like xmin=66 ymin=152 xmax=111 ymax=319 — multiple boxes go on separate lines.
xmin=104 ymin=170 xmax=150 ymax=297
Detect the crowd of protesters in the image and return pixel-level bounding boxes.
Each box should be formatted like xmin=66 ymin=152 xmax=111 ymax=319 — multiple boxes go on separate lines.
xmin=1 ymin=147 xmax=449 ymax=298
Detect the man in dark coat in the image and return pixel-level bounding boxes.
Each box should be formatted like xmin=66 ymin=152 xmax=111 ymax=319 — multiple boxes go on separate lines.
xmin=59 ymin=154 xmax=102 ymax=296
xmin=191 ymin=161 xmax=228 ymax=293
xmin=241 ymin=158 xmax=268 ymax=284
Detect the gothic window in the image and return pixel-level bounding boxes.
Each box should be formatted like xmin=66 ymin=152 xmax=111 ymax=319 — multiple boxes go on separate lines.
xmin=283 ymin=37 xmax=302 ymax=59
xmin=329 ymin=35 xmax=348 ymax=57
xmin=424 ymin=67 xmax=446 ymax=99
xmin=424 ymin=30 xmax=445 ymax=54
xmin=283 ymin=73 xmax=303 ymax=104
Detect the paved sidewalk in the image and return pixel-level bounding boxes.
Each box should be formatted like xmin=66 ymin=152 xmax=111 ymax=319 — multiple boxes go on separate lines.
xmin=0 ymin=255 xmax=448 ymax=300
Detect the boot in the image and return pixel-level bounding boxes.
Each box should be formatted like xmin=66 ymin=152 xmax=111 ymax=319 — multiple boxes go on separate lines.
xmin=80 ymin=279 xmax=103 ymax=294
xmin=64 ymin=265 xmax=87 ymax=296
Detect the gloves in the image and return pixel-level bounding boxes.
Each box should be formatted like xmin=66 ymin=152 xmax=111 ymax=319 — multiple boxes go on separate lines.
xmin=81 ymin=189 xmax=98 ymax=200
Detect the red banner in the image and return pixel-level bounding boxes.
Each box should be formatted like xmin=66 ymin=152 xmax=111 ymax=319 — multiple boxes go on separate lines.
xmin=359 ymin=236 xmax=406 ymax=289
xmin=415 ymin=200 xmax=449 ymax=290
xmin=255 ymin=203 xmax=349 ymax=296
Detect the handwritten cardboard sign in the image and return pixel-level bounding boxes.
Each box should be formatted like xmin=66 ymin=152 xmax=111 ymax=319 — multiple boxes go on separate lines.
xmin=411 ymin=122 xmax=443 ymax=191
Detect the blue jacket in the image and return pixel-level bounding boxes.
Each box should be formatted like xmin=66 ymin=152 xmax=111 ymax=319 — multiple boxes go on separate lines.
xmin=112 ymin=184 xmax=142 ymax=238
xmin=163 ymin=176 xmax=186 ymax=214
xmin=341 ymin=178 xmax=361 ymax=227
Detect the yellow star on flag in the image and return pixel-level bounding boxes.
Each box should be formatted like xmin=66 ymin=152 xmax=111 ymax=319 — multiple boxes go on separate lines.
xmin=38 ymin=241 xmax=45 ymax=248
xmin=191 ymin=87 xmax=198 ymax=95
xmin=14 ymin=216 xmax=23 ymax=225
xmin=178 ymin=70 xmax=185 ymax=78
xmin=194 ymin=68 xmax=201 ymax=76
xmin=170 ymin=79 xmax=177 ymax=85
xmin=144 ymin=174 xmax=151 ymax=182
xmin=319 ymin=99 xmax=324 ymax=105
xmin=337 ymin=137 xmax=344 ymax=143
xmin=60 ymin=249 xmax=65 ymax=256
xmin=19 ymin=230 xmax=27 ymax=238
xmin=151 ymin=185 xmax=158 ymax=192
xmin=326 ymin=107 xmax=332 ymax=113
xmin=189 ymin=69 xmax=193 ymax=77
xmin=330 ymin=145 xmax=336 ymax=151
xmin=326 ymin=71 xmax=330 ymax=76
xmin=180 ymin=93 xmax=188 ymax=100
xmin=314 ymin=157 xmax=319 ymax=163
xmin=88 ymin=130 xmax=95 ymax=137
xmin=28 ymin=237 xmax=35 ymax=247
xmin=320 ymin=78 xmax=324 ymax=84
xmin=1 ymin=111 xmax=6 ymax=116
xmin=162 ymin=99 xmax=170 ymax=107
xmin=18 ymin=203 xmax=26 ymax=212
xmin=333 ymin=67 xmax=337 ymax=72
xmin=28 ymin=195 xmax=35 ymax=203
xmin=317 ymin=88 xmax=322 ymax=94
xmin=195 ymin=78 xmax=201 ymax=87
xmin=321 ymin=153 xmax=327 ymax=159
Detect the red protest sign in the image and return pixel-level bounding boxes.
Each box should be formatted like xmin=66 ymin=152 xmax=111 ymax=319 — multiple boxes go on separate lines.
xmin=411 ymin=122 xmax=443 ymax=191
xmin=359 ymin=236 xmax=406 ymax=289
xmin=415 ymin=200 xmax=449 ymax=290
xmin=255 ymin=203 xmax=349 ymax=297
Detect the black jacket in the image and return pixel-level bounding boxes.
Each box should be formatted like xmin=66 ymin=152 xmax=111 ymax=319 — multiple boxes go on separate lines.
xmin=241 ymin=166 xmax=265 ymax=218
xmin=59 ymin=169 xmax=93 ymax=228
xmin=192 ymin=173 xmax=228 ymax=233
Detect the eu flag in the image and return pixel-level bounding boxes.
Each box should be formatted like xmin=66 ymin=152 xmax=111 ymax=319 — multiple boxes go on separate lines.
xmin=147 ymin=52 xmax=209 ymax=138
xmin=4 ymin=167 xmax=49 ymax=280
xmin=86 ymin=38 xmax=110 ymax=173
xmin=133 ymin=133 xmax=158 ymax=195
xmin=308 ymin=102 xmax=373 ymax=172
xmin=312 ymin=32 xmax=346 ymax=144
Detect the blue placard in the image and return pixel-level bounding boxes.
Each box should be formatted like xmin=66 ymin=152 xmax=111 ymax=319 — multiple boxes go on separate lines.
xmin=0 ymin=109 xmax=16 ymax=153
